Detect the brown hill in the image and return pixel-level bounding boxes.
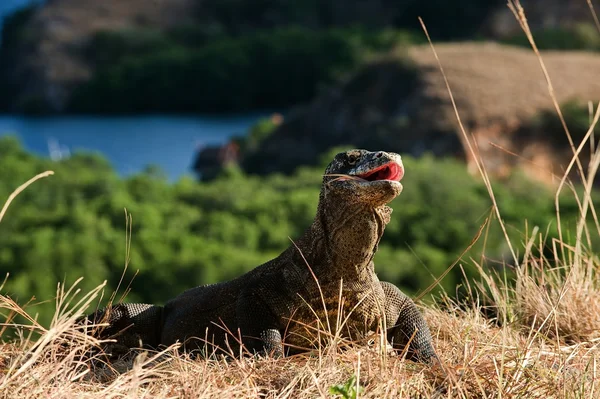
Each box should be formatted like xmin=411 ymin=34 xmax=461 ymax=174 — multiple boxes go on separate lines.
xmin=242 ymin=43 xmax=600 ymax=185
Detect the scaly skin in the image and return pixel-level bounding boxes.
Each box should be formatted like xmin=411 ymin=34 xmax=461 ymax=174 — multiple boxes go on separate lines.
xmin=84 ymin=150 xmax=438 ymax=363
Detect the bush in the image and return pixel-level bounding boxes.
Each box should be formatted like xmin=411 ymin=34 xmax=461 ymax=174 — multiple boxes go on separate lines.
xmin=69 ymin=26 xmax=419 ymax=113
xmin=502 ymin=24 xmax=600 ymax=51
xmin=86 ymin=28 xmax=178 ymax=69
xmin=236 ymin=114 xmax=283 ymax=152
xmin=0 ymin=4 xmax=39 ymax=51
xmin=390 ymin=0 xmax=504 ymax=40
xmin=197 ymin=0 xmax=502 ymax=40
xmin=0 ymin=3 xmax=40 ymax=110
xmin=166 ymin=23 xmax=228 ymax=48
xmin=520 ymin=100 xmax=598 ymax=147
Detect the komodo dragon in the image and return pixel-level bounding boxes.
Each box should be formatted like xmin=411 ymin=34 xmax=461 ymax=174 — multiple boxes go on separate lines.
xmin=83 ymin=149 xmax=438 ymax=363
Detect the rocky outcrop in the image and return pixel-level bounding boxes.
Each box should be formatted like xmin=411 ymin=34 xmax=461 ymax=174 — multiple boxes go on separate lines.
xmin=192 ymin=142 xmax=241 ymax=181
xmin=241 ymin=43 xmax=600 ymax=185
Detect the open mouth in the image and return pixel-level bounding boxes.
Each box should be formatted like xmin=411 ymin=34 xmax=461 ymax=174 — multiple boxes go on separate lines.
xmin=357 ymin=162 xmax=404 ymax=182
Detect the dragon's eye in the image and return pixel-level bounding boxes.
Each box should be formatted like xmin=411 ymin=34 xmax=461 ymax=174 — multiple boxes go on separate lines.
xmin=347 ymin=154 xmax=359 ymax=165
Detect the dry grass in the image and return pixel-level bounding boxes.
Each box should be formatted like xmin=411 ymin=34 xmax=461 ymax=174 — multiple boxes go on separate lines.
xmin=0 ymin=278 xmax=598 ymax=398
xmin=2 ymin=2 xmax=600 ymax=398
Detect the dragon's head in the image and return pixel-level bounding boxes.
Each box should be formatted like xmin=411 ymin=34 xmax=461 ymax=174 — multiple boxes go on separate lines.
xmin=323 ymin=149 xmax=404 ymax=207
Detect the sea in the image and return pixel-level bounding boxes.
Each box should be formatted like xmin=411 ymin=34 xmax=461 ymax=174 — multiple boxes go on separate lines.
xmin=0 ymin=114 xmax=268 ymax=180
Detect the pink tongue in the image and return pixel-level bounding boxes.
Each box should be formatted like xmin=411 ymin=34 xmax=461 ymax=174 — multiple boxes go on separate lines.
xmin=386 ymin=163 xmax=403 ymax=181
xmin=361 ymin=162 xmax=404 ymax=181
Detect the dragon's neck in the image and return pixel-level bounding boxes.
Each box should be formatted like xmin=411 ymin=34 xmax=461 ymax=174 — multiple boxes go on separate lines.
xmin=297 ymin=191 xmax=392 ymax=283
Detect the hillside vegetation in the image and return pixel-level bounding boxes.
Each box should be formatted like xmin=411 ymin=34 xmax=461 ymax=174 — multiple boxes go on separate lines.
xmin=68 ymin=27 xmax=420 ymax=114
xmin=0 ymin=135 xmax=594 ymax=328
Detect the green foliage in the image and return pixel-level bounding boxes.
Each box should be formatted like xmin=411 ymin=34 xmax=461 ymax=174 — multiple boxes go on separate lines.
xmin=166 ymin=23 xmax=228 ymax=48
xmin=68 ymin=26 xmax=418 ymax=113
xmin=335 ymin=26 xmax=424 ymax=53
xmin=0 ymin=137 xmax=589 ymax=326
xmin=236 ymin=115 xmax=281 ymax=152
xmin=502 ymin=24 xmax=600 ymax=51
xmin=374 ymin=155 xmax=494 ymax=293
xmin=198 ymin=0 xmax=501 ymax=40
xmin=86 ymin=28 xmax=179 ymax=70
xmin=522 ymin=100 xmax=598 ymax=147
xmin=0 ymin=3 xmax=40 ymax=110
xmin=553 ymin=101 xmax=597 ymax=140
xmin=391 ymin=0 xmax=504 ymax=40
xmin=0 ymin=3 xmax=38 ymax=50
xmin=329 ymin=375 xmax=364 ymax=399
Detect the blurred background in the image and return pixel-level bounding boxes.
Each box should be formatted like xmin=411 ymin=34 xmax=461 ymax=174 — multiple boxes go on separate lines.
xmin=1 ymin=0 xmax=600 ymax=325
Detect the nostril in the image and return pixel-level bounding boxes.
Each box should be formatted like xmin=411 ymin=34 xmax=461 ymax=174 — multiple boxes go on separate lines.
xmin=375 ymin=152 xmax=383 ymax=158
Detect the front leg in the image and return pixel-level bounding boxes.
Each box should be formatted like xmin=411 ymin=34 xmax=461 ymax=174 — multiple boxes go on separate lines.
xmin=380 ymin=281 xmax=438 ymax=363
xmin=80 ymin=303 xmax=163 ymax=350
xmin=259 ymin=328 xmax=284 ymax=358
xmin=236 ymin=292 xmax=284 ymax=357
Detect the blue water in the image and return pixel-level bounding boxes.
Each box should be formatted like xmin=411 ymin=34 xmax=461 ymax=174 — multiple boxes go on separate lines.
xmin=0 ymin=114 xmax=267 ymax=180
